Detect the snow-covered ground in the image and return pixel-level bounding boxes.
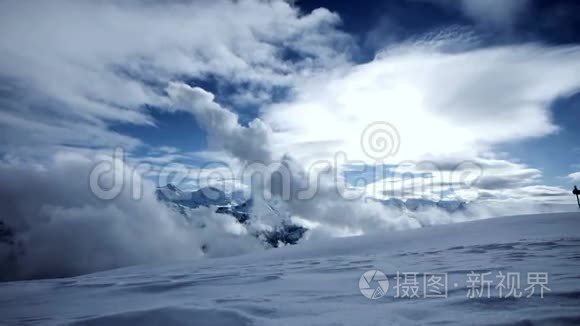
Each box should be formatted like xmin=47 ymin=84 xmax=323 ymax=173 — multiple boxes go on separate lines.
xmin=1 ymin=212 xmax=579 ymax=325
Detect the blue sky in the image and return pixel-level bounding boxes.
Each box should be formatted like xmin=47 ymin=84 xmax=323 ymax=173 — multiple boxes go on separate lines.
xmin=498 ymin=93 xmax=580 ymax=186
xmin=1 ymin=0 xmax=579 ymax=206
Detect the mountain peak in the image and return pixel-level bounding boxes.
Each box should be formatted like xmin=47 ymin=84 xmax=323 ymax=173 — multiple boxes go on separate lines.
xmin=157 ymin=184 xmax=229 ymax=208
xmin=372 ymin=197 xmax=470 ymax=214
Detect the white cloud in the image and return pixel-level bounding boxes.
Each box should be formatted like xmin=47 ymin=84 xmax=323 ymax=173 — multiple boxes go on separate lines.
xmin=0 ymin=0 xmax=351 ymax=153
xmin=263 ymin=42 xmax=580 ymax=166
xmin=0 ymin=150 xmax=264 ymax=280
xmin=167 ymin=82 xmax=273 ymax=163
xmin=568 ymin=172 xmax=580 ymax=182
xmin=358 ymin=156 xmax=568 ymax=204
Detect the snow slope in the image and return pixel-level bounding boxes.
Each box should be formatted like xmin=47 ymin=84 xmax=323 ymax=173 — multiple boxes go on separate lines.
xmin=1 ymin=212 xmax=579 ymax=325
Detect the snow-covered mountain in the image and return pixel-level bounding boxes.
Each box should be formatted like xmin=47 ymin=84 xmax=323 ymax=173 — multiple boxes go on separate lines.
xmin=155 ymin=184 xmax=230 ymax=208
xmin=372 ymin=197 xmax=470 ymax=214
xmin=230 ymin=189 xmax=249 ymax=205
xmin=156 ymin=184 xmax=307 ymax=248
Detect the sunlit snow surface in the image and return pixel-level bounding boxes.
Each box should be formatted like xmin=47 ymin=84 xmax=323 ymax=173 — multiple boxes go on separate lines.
xmin=1 ymin=212 xmax=579 ymax=325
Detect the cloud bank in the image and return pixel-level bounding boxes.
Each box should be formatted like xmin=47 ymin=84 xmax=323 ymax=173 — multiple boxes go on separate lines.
xmin=0 ymin=152 xmax=264 ymax=281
